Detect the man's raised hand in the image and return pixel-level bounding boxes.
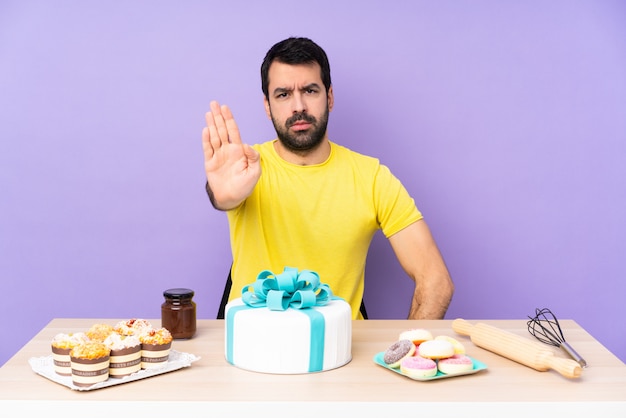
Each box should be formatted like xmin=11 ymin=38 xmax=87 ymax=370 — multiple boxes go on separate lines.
xmin=202 ymin=101 xmax=261 ymax=210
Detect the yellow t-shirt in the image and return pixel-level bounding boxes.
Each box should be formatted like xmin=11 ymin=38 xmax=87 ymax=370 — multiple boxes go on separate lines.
xmin=226 ymin=140 xmax=423 ymax=318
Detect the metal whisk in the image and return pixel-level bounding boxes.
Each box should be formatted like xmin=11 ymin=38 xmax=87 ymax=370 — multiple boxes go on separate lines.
xmin=527 ymin=308 xmax=587 ymax=368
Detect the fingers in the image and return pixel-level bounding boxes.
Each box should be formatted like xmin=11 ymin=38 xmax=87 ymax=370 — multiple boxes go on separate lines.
xmin=201 ymin=126 xmax=213 ymax=160
xmin=205 ymin=101 xmax=226 ymax=151
xmin=212 ymin=101 xmax=230 ymax=144
xmin=243 ymin=143 xmax=260 ymax=162
xmin=221 ymin=104 xmax=242 ymax=145
xmin=204 ymin=101 xmax=242 ymax=150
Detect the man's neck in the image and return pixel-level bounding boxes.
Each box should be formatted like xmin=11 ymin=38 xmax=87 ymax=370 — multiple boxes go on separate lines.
xmin=273 ymin=138 xmax=331 ymax=166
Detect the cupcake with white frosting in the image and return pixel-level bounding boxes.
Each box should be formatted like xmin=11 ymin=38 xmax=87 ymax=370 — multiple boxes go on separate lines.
xmin=104 ymin=333 xmax=142 ymax=378
xmin=114 ymin=318 xmax=153 ymax=337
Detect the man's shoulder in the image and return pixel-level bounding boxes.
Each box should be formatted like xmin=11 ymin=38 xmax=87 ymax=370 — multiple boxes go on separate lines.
xmin=331 ymin=142 xmax=381 ymax=168
xmin=252 ymin=140 xmax=275 ymax=153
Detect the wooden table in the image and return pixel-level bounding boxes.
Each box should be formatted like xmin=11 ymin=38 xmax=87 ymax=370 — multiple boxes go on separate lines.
xmin=1 ymin=319 xmax=624 ymax=417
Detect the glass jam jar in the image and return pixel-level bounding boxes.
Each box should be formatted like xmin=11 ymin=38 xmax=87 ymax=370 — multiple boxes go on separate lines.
xmin=161 ymin=288 xmax=196 ymax=339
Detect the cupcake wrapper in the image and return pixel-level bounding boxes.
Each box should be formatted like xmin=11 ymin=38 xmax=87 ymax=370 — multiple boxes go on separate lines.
xmin=51 ymin=346 xmax=71 ymax=376
xmin=141 ymin=342 xmax=171 ymax=369
xmin=71 ymin=356 xmax=110 ymax=387
xmin=109 ymin=346 xmax=141 ymax=377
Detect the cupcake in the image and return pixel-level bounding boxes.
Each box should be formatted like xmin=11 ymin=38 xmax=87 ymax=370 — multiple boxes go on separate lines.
xmin=86 ymin=323 xmax=114 ymax=342
xmin=139 ymin=328 xmax=172 ymax=369
xmin=70 ymin=341 xmax=111 ymax=387
xmin=114 ymin=319 xmax=153 ymax=337
xmin=104 ymin=333 xmax=142 ymax=378
xmin=50 ymin=332 xmax=89 ymax=376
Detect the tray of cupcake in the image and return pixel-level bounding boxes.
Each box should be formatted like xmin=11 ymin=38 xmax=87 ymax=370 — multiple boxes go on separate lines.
xmin=29 ymin=319 xmax=200 ymax=391
xmin=373 ymin=328 xmax=487 ymax=381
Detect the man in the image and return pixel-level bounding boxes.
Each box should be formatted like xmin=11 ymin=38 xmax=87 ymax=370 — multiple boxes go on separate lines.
xmin=202 ymin=37 xmax=454 ymax=320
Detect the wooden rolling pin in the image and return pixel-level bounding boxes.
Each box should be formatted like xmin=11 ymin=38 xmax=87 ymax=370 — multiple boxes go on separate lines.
xmin=452 ymin=318 xmax=582 ymax=379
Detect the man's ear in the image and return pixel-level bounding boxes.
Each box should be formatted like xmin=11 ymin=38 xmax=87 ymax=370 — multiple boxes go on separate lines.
xmin=327 ymin=86 xmax=334 ymax=112
xmin=264 ymin=96 xmax=272 ymax=120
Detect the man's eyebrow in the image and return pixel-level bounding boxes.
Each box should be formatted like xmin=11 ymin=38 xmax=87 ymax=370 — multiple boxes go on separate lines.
xmin=272 ymin=87 xmax=292 ymax=95
xmin=272 ymin=83 xmax=322 ymax=96
xmin=302 ymin=82 xmax=322 ymax=91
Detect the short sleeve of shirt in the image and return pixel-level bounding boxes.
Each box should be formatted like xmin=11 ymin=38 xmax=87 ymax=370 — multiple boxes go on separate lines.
xmin=374 ymin=164 xmax=423 ymax=238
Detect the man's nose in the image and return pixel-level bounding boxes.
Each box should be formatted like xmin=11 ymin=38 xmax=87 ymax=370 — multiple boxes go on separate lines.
xmin=292 ymin=92 xmax=306 ymax=113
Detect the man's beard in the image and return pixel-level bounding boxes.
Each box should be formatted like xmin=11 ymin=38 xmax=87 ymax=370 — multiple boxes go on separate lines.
xmin=270 ymin=106 xmax=329 ymax=153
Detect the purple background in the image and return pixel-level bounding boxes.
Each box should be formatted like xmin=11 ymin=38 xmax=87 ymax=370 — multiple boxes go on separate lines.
xmin=1 ymin=1 xmax=625 ymax=366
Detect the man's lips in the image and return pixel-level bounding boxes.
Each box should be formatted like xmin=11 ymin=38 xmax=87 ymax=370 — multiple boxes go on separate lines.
xmin=290 ymin=122 xmax=312 ymax=131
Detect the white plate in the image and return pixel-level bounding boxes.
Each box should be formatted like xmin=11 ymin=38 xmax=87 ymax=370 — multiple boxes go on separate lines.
xmin=29 ymin=350 xmax=200 ymax=391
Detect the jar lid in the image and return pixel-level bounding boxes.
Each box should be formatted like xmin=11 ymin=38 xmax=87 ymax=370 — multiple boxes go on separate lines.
xmin=163 ymin=288 xmax=194 ymax=298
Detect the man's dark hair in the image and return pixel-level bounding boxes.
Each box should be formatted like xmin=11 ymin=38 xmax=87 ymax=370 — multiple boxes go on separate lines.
xmin=261 ymin=37 xmax=332 ymax=99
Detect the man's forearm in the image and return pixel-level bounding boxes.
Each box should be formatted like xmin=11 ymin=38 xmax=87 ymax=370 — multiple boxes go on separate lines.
xmin=408 ymin=277 xmax=454 ymax=320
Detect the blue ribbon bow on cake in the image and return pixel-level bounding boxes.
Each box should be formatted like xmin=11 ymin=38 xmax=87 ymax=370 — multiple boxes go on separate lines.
xmin=241 ymin=267 xmax=334 ymax=310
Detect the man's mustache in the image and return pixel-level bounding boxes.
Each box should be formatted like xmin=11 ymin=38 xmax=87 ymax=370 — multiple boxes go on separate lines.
xmin=286 ymin=112 xmax=316 ymax=127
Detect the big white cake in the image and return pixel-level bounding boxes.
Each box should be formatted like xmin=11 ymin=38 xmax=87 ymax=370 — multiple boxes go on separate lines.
xmin=225 ymin=297 xmax=352 ymax=374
